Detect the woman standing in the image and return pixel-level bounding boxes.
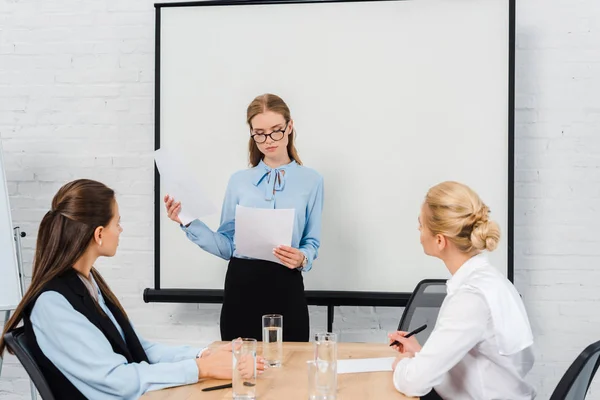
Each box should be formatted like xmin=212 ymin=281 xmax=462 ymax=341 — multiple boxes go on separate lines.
xmin=165 ymin=93 xmax=324 ymax=342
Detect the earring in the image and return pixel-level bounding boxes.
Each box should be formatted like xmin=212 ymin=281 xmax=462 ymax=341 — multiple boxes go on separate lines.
xmin=99 ymin=240 xmax=103 ymax=247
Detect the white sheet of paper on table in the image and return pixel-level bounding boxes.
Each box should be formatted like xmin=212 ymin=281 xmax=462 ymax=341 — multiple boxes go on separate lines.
xmin=336 ymin=357 xmax=396 ymax=374
xmin=154 ymin=147 xmax=218 ymax=225
xmin=234 ymin=205 xmax=295 ymax=265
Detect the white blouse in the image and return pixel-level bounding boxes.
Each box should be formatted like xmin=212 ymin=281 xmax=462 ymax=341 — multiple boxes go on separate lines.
xmin=393 ymin=253 xmax=536 ymax=400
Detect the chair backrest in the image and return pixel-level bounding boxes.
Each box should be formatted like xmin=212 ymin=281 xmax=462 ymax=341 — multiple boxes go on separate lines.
xmin=398 ymin=279 xmax=447 ymax=345
xmin=550 ymin=340 xmax=600 ymax=400
xmin=4 ymin=326 xmax=55 ymax=400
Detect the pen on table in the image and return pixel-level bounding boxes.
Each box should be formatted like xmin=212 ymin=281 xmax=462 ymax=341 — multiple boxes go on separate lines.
xmin=201 ymin=382 xmax=255 ymax=392
xmin=202 ymin=383 xmax=232 ymax=392
xmin=389 ymin=324 xmax=428 ymax=347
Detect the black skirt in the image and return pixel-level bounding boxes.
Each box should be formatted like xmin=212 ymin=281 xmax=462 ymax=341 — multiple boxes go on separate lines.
xmin=220 ymin=257 xmax=310 ymax=342
xmin=422 ymin=389 xmax=444 ymax=400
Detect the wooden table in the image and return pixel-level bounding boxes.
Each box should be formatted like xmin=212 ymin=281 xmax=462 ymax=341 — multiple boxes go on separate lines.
xmin=141 ymin=342 xmax=416 ymax=400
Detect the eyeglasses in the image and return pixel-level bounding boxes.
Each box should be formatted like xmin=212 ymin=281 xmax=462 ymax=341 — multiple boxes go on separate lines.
xmin=251 ymin=122 xmax=288 ymax=144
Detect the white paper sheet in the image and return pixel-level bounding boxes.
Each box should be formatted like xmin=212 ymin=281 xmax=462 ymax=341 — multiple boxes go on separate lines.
xmin=234 ymin=205 xmax=295 ymax=264
xmin=337 ymin=357 xmax=396 ymax=374
xmin=154 ymin=147 xmax=218 ymax=225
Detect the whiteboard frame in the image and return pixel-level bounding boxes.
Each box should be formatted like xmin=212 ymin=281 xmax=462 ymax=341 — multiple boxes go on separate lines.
xmin=0 ymin=142 xmax=22 ymax=312
xmin=146 ymin=0 xmax=515 ymax=309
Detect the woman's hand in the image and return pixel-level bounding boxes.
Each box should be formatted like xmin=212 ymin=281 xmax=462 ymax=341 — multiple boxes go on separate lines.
xmin=196 ymin=344 xmax=233 ymax=380
xmin=392 ymin=352 xmax=413 ymax=370
xmin=237 ymin=353 xmax=267 ymax=379
xmin=273 ymin=245 xmax=305 ymax=269
xmin=388 ymin=331 xmax=422 ymax=355
xmin=164 ymin=194 xmax=183 ymax=225
xmin=196 ymin=343 xmax=266 ymax=380
xmin=231 ymin=339 xmax=266 ymax=379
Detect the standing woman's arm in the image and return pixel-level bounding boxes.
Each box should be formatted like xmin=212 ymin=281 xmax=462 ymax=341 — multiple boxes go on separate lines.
xmin=180 ymin=176 xmax=237 ymax=260
xmin=298 ymin=176 xmax=324 ymax=272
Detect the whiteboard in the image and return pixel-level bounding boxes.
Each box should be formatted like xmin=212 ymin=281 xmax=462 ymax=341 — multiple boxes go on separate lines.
xmin=156 ymin=0 xmax=512 ymax=293
xmin=0 ymin=141 xmax=21 ymax=311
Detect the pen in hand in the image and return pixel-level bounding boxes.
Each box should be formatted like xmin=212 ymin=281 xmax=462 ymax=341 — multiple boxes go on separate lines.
xmin=389 ymin=323 xmax=428 ymax=347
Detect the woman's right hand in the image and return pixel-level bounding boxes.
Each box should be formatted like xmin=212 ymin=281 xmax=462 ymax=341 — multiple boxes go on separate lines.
xmin=197 ymin=342 xmax=266 ymax=380
xmin=388 ymin=331 xmax=422 ymax=355
xmin=196 ymin=344 xmax=233 ymax=380
xmin=164 ymin=194 xmax=183 ymax=225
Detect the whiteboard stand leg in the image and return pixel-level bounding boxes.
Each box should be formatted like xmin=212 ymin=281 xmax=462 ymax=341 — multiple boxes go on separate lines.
xmin=0 ymin=310 xmax=10 ymax=378
xmin=12 ymin=227 xmax=35 ymax=400
xmin=30 ymin=380 xmax=37 ymax=400
xmin=14 ymin=227 xmax=26 ymax=294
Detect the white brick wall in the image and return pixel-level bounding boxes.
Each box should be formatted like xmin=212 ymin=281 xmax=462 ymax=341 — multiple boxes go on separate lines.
xmin=1 ymin=0 xmax=599 ymax=399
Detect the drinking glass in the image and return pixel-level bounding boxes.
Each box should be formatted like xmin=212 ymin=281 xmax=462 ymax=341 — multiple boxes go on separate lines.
xmin=232 ymin=338 xmax=257 ymax=400
xmin=262 ymin=314 xmax=283 ymax=367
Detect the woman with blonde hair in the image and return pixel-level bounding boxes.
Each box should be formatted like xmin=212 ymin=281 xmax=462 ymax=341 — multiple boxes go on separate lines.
xmin=164 ymin=93 xmax=324 ymax=342
xmin=389 ymin=181 xmax=535 ymax=400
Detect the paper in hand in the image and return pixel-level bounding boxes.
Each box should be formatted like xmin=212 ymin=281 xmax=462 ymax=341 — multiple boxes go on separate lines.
xmin=336 ymin=357 xmax=396 ymax=374
xmin=154 ymin=147 xmax=218 ymax=225
xmin=234 ymin=205 xmax=295 ymax=264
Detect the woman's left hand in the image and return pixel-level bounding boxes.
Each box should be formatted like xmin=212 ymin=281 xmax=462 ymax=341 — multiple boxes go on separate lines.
xmin=392 ymin=352 xmax=414 ymax=370
xmin=237 ymin=354 xmax=267 ymax=379
xmin=273 ymin=245 xmax=305 ymax=269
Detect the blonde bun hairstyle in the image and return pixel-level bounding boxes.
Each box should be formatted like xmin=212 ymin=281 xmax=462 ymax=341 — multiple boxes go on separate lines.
xmin=424 ymin=181 xmax=500 ymax=252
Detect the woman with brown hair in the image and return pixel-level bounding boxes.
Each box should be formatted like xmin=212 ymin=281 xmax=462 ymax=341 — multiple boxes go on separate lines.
xmin=0 ymin=179 xmax=263 ymax=400
xmin=164 ymin=93 xmax=324 ymax=343
xmin=389 ymin=181 xmax=535 ymax=400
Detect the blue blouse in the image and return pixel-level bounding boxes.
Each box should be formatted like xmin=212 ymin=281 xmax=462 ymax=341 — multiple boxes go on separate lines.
xmin=181 ymin=160 xmax=324 ymax=271
xmin=30 ymin=275 xmax=204 ymax=399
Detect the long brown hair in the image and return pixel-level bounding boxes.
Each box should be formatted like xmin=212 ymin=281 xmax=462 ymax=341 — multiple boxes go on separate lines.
xmin=247 ymin=93 xmax=303 ymax=167
xmin=0 ymin=179 xmax=129 ymax=355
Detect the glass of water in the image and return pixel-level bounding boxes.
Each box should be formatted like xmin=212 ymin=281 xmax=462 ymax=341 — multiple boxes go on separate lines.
xmin=262 ymin=314 xmax=283 ymax=367
xmin=307 ymin=360 xmax=319 ymax=399
xmin=311 ymin=332 xmax=338 ymax=400
xmin=232 ymin=338 xmax=257 ymax=400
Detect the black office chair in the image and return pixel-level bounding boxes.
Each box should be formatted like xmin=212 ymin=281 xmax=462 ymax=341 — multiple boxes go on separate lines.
xmin=4 ymin=327 xmax=55 ymax=400
xmin=398 ymin=279 xmax=447 ymax=345
xmin=549 ymin=340 xmax=600 ymax=400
